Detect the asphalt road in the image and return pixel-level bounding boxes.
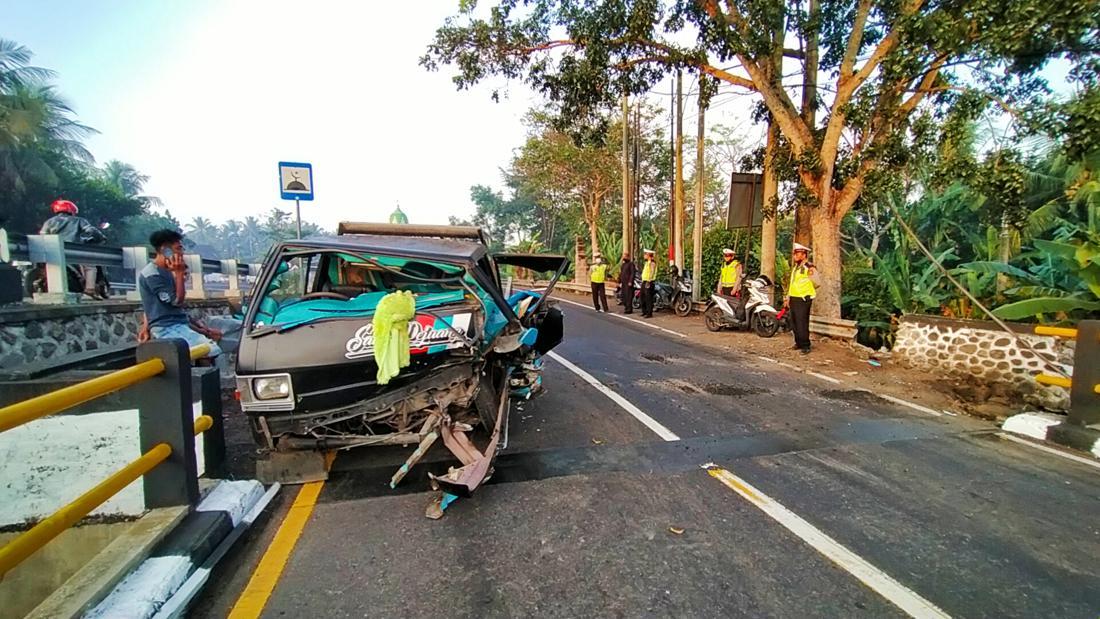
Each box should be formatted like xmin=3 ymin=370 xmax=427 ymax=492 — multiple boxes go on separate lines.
xmin=193 ymin=300 xmax=1100 ymax=618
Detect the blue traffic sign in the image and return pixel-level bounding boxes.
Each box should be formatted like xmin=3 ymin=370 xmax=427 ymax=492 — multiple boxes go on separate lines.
xmin=278 ymin=161 xmax=314 ymax=201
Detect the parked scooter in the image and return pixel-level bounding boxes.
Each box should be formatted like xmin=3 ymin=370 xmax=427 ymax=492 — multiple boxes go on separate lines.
xmin=703 ymin=274 xmax=781 ymax=337
xmin=669 ymin=265 xmax=693 ymax=317
xmin=615 ymin=266 xmax=693 ymax=316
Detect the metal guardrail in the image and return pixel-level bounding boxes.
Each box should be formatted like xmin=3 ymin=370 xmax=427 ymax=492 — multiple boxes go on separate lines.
xmin=0 ymin=340 xmax=213 ymax=579
xmin=1033 ymin=321 xmax=1100 ymax=426
xmin=1 ymin=229 xmax=260 ymax=302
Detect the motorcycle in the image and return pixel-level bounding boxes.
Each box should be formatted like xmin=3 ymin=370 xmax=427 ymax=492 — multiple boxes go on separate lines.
xmin=614 ymin=266 xmax=693 ymax=316
xmin=25 ymin=222 xmax=112 ymax=299
xmin=669 ymin=266 xmax=694 ymax=317
xmin=703 ymin=274 xmax=781 ymax=337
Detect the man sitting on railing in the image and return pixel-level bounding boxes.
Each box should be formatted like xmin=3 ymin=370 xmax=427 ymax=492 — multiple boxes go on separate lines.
xmin=136 ymin=229 xmax=221 ymax=361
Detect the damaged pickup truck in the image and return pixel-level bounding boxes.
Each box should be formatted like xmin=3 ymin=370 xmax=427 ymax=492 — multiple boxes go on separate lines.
xmin=236 ymin=222 xmax=567 ymax=516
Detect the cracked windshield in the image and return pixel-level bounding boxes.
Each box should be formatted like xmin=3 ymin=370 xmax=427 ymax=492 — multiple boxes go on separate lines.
xmin=1 ymin=1 xmax=1098 ymax=618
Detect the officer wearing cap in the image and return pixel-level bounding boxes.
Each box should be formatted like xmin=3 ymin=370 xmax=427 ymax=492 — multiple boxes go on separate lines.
xmin=589 ymin=253 xmax=610 ymax=312
xmin=717 ymin=248 xmax=742 ymax=296
xmin=784 ymin=242 xmax=820 ymax=354
xmin=640 ymin=248 xmax=657 ymax=318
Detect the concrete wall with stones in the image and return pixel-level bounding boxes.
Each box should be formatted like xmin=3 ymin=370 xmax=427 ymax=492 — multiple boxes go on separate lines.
xmin=0 ymin=299 xmax=234 ymax=369
xmin=893 ymin=314 xmax=1073 ymax=410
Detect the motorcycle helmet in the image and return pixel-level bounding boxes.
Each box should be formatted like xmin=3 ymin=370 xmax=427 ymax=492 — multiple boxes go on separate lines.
xmin=51 ymin=199 xmax=78 ymax=215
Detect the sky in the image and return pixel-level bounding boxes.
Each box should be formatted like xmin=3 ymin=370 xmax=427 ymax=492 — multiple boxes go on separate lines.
xmin=4 ymin=1 xmax=550 ymax=230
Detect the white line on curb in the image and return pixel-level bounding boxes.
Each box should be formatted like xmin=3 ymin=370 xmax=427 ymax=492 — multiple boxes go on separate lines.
xmin=996 ymin=432 xmax=1100 ymax=470
xmin=878 ymin=394 xmax=943 ymax=417
xmin=553 ymin=295 xmax=688 ymax=338
xmin=806 ymin=371 xmax=842 ymax=385
xmin=703 ymin=463 xmax=951 ymax=619
xmin=546 ymin=351 xmax=681 ymax=441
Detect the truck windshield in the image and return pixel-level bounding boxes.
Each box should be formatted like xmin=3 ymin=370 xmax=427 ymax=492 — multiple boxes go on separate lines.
xmin=250 ymin=250 xmax=471 ymax=331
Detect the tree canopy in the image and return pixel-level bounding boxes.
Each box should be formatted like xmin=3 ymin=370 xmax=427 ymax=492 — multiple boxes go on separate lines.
xmin=423 ymin=0 xmax=1100 ymax=316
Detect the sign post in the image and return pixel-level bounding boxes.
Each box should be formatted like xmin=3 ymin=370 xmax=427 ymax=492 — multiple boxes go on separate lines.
xmin=278 ymin=161 xmax=314 ymax=239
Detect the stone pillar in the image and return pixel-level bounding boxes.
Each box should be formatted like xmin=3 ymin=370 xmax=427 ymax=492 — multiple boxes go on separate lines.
xmin=122 ymin=246 xmax=148 ymax=302
xmin=28 ymin=235 xmax=79 ymax=304
xmin=574 ymin=236 xmax=589 ymax=285
xmin=221 ymin=259 xmax=240 ymax=298
xmin=184 ymin=254 xmax=206 ymax=299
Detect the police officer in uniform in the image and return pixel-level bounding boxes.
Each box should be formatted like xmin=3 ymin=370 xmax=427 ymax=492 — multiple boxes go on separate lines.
xmin=589 ymin=253 xmax=609 ymax=312
xmin=640 ymin=249 xmax=657 ymax=317
xmin=717 ymin=248 xmax=742 ymax=296
xmin=784 ymin=242 xmax=820 ymax=354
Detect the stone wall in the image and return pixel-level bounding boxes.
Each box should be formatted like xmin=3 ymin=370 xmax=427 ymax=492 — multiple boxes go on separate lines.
xmin=0 ymin=299 xmax=235 ymax=369
xmin=893 ymin=314 xmax=1073 ymax=410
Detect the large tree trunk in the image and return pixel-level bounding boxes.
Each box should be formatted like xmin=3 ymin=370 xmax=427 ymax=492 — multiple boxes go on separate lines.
xmin=761 ymin=121 xmax=778 ymax=287
xmin=809 ymin=205 xmax=843 ymax=319
xmin=587 ymin=197 xmax=601 ymax=257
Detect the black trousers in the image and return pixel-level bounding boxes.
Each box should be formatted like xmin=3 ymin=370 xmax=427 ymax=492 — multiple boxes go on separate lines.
xmin=641 ymin=282 xmax=655 ymax=316
xmin=591 ymin=282 xmax=608 ymax=311
xmin=719 ymin=286 xmax=736 ymax=296
xmin=790 ymin=296 xmax=813 ymax=350
xmin=619 ymin=284 xmax=634 ymax=313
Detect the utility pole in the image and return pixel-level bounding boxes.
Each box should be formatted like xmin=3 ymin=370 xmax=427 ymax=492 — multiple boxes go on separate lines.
xmin=668 ymin=79 xmax=675 ymax=261
xmin=674 ymin=69 xmax=685 ymax=271
xmin=633 ymin=103 xmax=642 ymax=261
xmin=692 ymin=76 xmax=706 ymax=302
xmin=621 ymin=95 xmax=632 ymax=260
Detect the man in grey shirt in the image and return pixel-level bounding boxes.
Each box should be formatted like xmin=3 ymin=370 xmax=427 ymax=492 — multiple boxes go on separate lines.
xmin=137 ymin=229 xmax=222 ymax=358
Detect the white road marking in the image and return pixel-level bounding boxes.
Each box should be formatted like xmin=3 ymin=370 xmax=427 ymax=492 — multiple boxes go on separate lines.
xmin=702 ymin=463 xmax=952 ymax=619
xmin=756 ymin=355 xmax=777 ymax=363
xmin=775 ymin=361 xmax=801 ymax=371
xmin=546 ymin=351 xmax=681 ymax=441
xmin=549 ymin=347 xmax=949 ymax=618
xmin=878 ymin=394 xmax=943 ymax=417
xmin=553 ymin=295 xmax=687 ymax=338
xmin=996 ymin=432 xmax=1100 ymax=470
xmin=806 ymin=371 xmax=842 ymax=385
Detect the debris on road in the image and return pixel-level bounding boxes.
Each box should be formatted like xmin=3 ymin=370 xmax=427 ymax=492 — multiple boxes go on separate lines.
xmin=668 ymin=526 xmax=685 ymax=535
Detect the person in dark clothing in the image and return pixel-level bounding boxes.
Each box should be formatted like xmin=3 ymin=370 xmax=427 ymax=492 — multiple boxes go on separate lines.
xmin=40 ymin=199 xmax=106 ymax=296
xmin=618 ymin=253 xmax=636 ymax=314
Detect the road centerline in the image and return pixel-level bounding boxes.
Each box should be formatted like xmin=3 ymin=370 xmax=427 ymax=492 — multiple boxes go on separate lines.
xmin=545 ymin=346 xmax=949 ymax=619
xmin=703 ymin=463 xmax=952 ymax=619
xmin=545 ymin=351 xmax=681 ymax=441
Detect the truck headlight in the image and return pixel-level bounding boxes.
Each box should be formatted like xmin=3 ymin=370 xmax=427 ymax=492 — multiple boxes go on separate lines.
xmin=253 ymin=375 xmax=291 ymax=400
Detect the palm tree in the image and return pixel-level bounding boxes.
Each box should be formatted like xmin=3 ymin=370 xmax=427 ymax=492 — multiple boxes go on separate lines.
xmin=186 ymin=216 xmax=216 ymax=245
xmin=0 ymin=39 xmax=95 ymax=196
xmin=102 ymin=159 xmax=162 ymax=207
xmin=242 ymin=216 xmax=263 ymax=260
xmin=220 ymin=219 xmax=243 ymax=259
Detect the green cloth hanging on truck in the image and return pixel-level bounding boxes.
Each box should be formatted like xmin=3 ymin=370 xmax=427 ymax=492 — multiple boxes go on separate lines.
xmin=373 ymin=290 xmax=416 ymax=384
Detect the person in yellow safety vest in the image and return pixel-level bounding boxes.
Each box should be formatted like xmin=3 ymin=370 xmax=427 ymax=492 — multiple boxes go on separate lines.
xmin=784 ymin=242 xmax=820 ymax=354
xmin=640 ymin=248 xmax=657 ymax=318
xmin=717 ymin=248 xmax=743 ymax=296
xmin=589 ymin=253 xmax=610 ymax=312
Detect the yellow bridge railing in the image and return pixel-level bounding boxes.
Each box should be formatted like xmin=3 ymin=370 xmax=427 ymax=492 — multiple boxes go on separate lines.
xmin=0 ymin=341 xmax=214 ymax=580
xmin=1032 ymin=322 xmax=1100 ymax=424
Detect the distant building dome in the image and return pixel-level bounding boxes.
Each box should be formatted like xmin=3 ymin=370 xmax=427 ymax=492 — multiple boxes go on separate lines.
xmin=389 ymin=205 xmax=408 ymax=224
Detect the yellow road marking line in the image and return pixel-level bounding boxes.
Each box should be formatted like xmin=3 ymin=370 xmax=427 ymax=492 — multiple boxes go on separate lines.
xmin=228 ymin=481 xmax=325 ymax=619
xmin=701 ymin=463 xmax=951 ymax=619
